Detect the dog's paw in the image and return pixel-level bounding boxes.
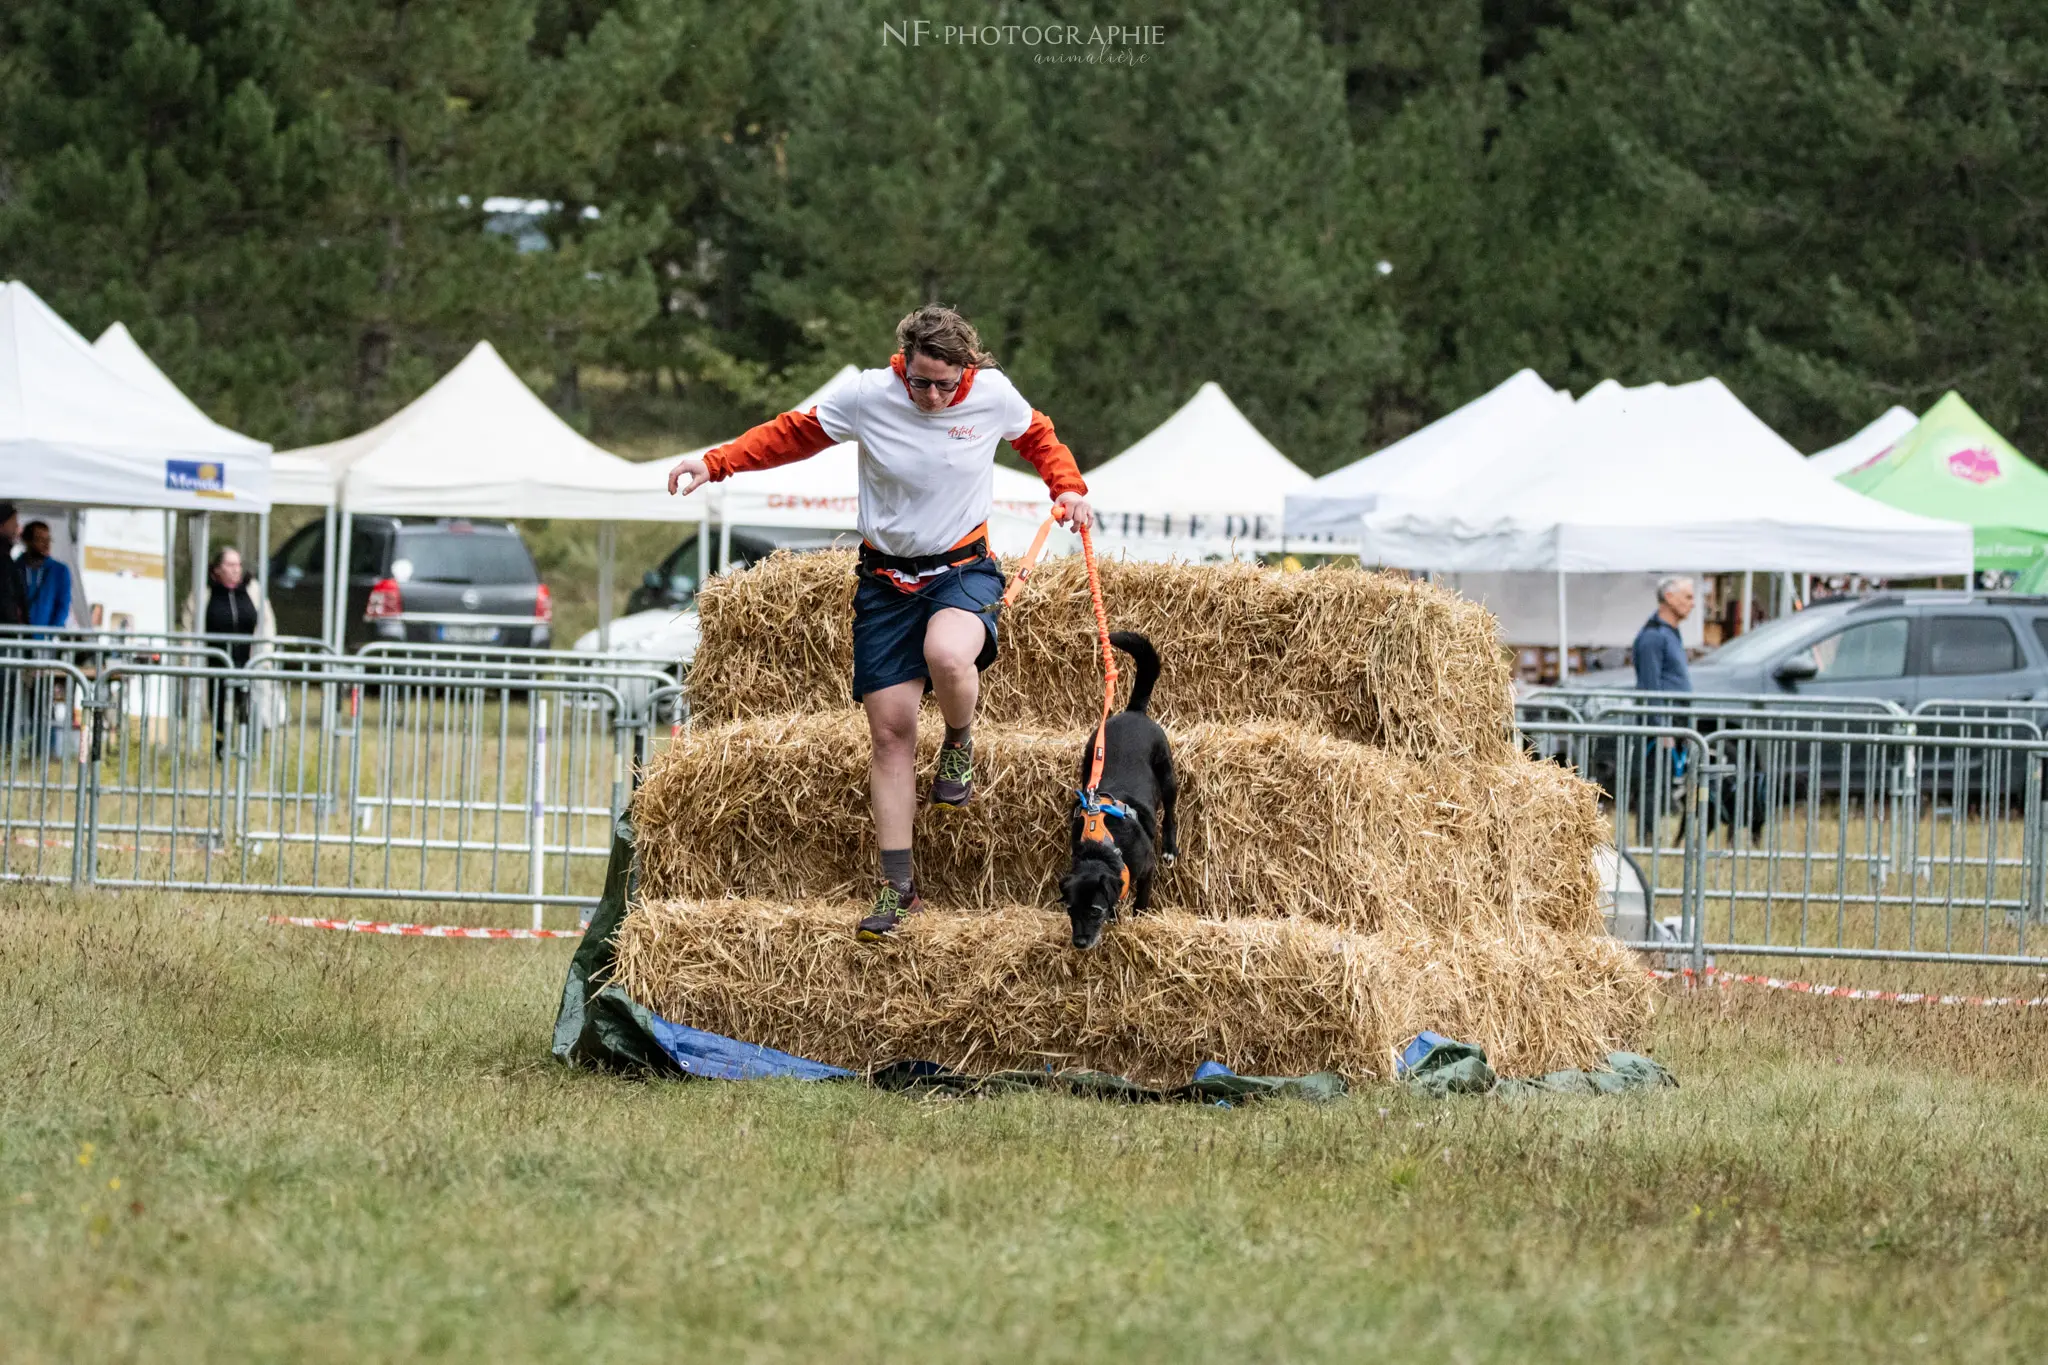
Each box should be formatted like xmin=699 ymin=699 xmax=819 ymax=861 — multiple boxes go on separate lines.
xmin=1161 ymin=853 xmax=1177 ymax=870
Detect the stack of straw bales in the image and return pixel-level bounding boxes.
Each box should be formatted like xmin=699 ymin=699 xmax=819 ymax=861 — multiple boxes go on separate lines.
xmin=613 ymin=551 xmax=1649 ymax=1087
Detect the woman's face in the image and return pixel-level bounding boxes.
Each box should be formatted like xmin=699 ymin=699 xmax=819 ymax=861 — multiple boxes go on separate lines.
xmin=904 ymin=351 xmax=964 ymax=413
xmin=213 ymin=550 xmax=243 ymax=589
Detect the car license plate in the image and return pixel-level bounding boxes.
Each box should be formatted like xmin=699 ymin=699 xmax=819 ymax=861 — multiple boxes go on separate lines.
xmin=437 ymin=624 xmax=501 ymax=644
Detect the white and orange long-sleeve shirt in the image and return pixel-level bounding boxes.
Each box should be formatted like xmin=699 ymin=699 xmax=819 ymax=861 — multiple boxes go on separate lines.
xmin=702 ymin=353 xmax=1086 ymax=559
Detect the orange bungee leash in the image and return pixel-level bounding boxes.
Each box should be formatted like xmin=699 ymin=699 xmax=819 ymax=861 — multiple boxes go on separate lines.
xmin=1003 ymin=506 xmax=1131 ymax=899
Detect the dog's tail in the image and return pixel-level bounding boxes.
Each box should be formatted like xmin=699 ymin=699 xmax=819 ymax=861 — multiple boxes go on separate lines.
xmin=1110 ymin=631 xmax=1160 ymax=714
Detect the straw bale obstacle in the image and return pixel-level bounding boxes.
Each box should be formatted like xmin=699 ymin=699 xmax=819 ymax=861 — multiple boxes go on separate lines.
xmin=609 ymin=551 xmax=1650 ymax=1086
xmin=688 ymin=552 xmax=1516 ymax=762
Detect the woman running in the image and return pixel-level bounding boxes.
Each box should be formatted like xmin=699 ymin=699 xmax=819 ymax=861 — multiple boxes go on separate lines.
xmin=668 ymin=305 xmax=1092 ymax=938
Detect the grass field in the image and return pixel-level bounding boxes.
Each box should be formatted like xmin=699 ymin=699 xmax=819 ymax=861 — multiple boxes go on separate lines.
xmin=6 ymin=887 xmax=2048 ymax=1361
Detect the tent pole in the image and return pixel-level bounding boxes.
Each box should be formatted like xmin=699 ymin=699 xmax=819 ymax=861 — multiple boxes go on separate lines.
xmin=190 ymin=512 xmax=209 ymax=627
xmin=1739 ymin=570 xmax=1753 ymax=636
xmin=332 ymin=508 xmax=354 ymax=655
xmin=596 ymin=521 xmax=615 ymax=652
xmin=163 ymin=510 xmax=177 ymax=638
xmin=256 ymin=510 xmax=270 ymax=591
xmin=718 ymin=517 xmax=732 ymax=577
xmin=1556 ymin=568 xmax=1569 ymax=684
xmin=319 ymin=504 xmax=337 ymax=649
xmin=697 ymin=513 xmax=711 ymax=592
xmin=188 ymin=512 xmax=209 ymax=753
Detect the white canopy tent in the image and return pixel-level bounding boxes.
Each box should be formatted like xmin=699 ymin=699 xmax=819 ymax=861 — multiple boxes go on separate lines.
xmin=1281 ymin=369 xmax=1694 ymax=652
xmin=1 ymin=282 xmax=272 ymax=511
xmin=1 ymin=283 xmax=273 ymax=640
xmin=1079 ymin=382 xmax=1311 ymax=561
xmin=91 ymin=321 xmax=285 ymax=635
xmin=1282 ymin=368 xmax=1574 ymax=540
xmin=290 ymin=341 xmax=706 ymax=521
xmin=1355 ymin=377 xmax=1974 ymax=676
xmin=1807 ymin=405 xmax=1918 ymax=479
xmin=276 ymin=341 xmax=708 ymax=649
xmin=93 ymin=322 xmax=217 ymax=425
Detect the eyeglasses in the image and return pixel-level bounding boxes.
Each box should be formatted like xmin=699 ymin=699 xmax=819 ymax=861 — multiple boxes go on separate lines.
xmin=904 ymin=375 xmax=961 ymax=393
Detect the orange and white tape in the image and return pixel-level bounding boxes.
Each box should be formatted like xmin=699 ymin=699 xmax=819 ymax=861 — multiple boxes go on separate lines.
xmin=266 ymin=915 xmax=584 ymax=940
xmin=1652 ymin=964 xmax=2048 ymax=1008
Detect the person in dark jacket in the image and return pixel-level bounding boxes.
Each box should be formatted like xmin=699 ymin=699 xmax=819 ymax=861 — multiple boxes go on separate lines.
xmin=204 ymin=545 xmax=259 ymax=756
xmin=0 ymin=504 xmax=26 ymax=747
xmin=0 ymin=503 xmax=27 ymax=628
xmin=1629 ymin=577 xmax=1695 ymax=840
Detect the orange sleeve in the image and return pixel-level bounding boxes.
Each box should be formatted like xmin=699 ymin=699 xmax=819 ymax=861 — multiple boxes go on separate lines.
xmin=1008 ymin=410 xmax=1087 ymax=499
xmin=702 ymin=408 xmax=837 ymax=481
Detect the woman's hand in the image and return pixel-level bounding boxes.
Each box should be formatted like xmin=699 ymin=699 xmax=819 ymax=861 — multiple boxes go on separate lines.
xmin=1055 ymin=492 xmax=1094 ymax=530
xmin=668 ymin=454 xmax=711 ymax=496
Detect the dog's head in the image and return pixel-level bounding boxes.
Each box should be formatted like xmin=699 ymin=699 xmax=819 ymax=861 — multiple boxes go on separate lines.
xmin=1061 ymin=845 xmax=1124 ymax=950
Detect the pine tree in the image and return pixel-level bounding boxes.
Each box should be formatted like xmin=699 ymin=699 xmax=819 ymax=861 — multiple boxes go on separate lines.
xmin=1370 ymin=0 xmax=2048 ymax=452
xmin=294 ymin=0 xmax=663 ymax=428
xmin=0 ymin=0 xmax=340 ymax=437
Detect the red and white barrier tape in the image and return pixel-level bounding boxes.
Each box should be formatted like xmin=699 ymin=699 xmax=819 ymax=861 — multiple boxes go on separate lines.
xmin=266 ymin=915 xmax=584 ymax=940
xmin=1651 ymin=965 xmax=2048 ymax=1008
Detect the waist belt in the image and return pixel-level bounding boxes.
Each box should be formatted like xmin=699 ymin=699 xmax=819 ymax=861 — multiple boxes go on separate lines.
xmin=857 ymin=536 xmax=989 ymax=576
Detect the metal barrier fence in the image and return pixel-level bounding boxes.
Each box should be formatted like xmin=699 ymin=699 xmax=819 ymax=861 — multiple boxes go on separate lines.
xmin=12 ymin=643 xmax=2048 ymax=968
xmin=1525 ymin=692 xmax=2048 ymax=969
xmin=0 ymin=649 xmax=668 ymax=926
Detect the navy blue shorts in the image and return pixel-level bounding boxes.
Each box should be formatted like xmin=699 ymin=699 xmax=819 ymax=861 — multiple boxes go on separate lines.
xmin=851 ymin=555 xmax=1005 ymax=701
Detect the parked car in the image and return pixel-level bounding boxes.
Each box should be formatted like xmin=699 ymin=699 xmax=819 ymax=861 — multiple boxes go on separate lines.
xmin=270 ymin=516 xmax=550 ymax=652
xmin=1570 ymin=592 xmax=2048 ymax=709
xmin=571 ymin=607 xmax=700 ymax=665
xmin=626 ymin=528 xmax=855 ymax=615
xmin=1560 ymin=592 xmax=2048 ymax=802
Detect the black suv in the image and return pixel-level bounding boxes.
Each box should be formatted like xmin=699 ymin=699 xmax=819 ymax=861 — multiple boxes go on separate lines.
xmin=271 ymin=516 xmax=550 ymax=651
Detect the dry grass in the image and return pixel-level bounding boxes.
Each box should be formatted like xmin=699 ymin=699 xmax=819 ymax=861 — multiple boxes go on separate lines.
xmin=633 ymin=713 xmax=1603 ymax=935
xmin=609 ymin=898 xmax=1653 ymax=1086
xmin=10 ymin=887 xmax=2048 ymax=1361
xmin=689 ymin=551 xmax=1516 ymax=762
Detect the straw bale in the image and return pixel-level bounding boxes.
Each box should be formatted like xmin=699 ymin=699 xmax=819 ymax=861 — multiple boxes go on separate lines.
xmin=633 ymin=713 xmax=1604 ymax=935
xmin=609 ymin=898 xmax=1653 ymax=1086
xmin=689 ymin=551 xmax=1514 ymax=762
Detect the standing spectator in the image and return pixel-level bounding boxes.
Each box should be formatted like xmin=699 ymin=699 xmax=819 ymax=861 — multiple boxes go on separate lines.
xmin=19 ymin=520 xmax=72 ymax=631
xmin=0 ymin=504 xmax=26 ymax=746
xmin=1632 ymin=577 xmax=1694 ymax=695
xmin=0 ymin=503 xmax=27 ymax=628
xmin=1630 ymin=577 xmax=1695 ymax=840
xmin=181 ymin=545 xmax=275 ymax=758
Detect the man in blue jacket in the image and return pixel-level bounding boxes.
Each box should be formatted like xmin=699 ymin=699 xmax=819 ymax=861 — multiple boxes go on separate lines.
xmin=1629 ymin=577 xmax=1695 ymax=840
xmin=1632 ymin=577 xmax=1694 ymax=694
xmin=19 ymin=521 xmax=72 ymax=632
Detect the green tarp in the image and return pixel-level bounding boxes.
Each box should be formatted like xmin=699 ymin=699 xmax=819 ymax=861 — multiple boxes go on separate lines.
xmin=1399 ymin=1034 xmax=1676 ymax=1099
xmin=1837 ymin=392 xmax=2048 ymax=571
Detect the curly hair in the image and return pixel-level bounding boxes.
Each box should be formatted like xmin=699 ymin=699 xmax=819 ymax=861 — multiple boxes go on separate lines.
xmin=895 ymin=304 xmax=998 ymax=370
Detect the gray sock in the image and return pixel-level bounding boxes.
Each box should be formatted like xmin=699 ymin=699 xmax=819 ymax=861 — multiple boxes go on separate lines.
xmin=880 ymin=847 xmax=913 ymax=893
xmin=943 ymin=723 xmax=972 ymax=749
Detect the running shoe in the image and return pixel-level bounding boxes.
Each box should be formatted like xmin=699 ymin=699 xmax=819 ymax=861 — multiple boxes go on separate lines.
xmin=930 ymin=740 xmax=975 ymax=809
xmin=856 ymin=881 xmax=925 ymax=941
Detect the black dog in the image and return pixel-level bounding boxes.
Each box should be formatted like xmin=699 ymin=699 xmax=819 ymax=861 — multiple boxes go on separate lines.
xmin=1061 ymin=631 xmax=1179 ymax=950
